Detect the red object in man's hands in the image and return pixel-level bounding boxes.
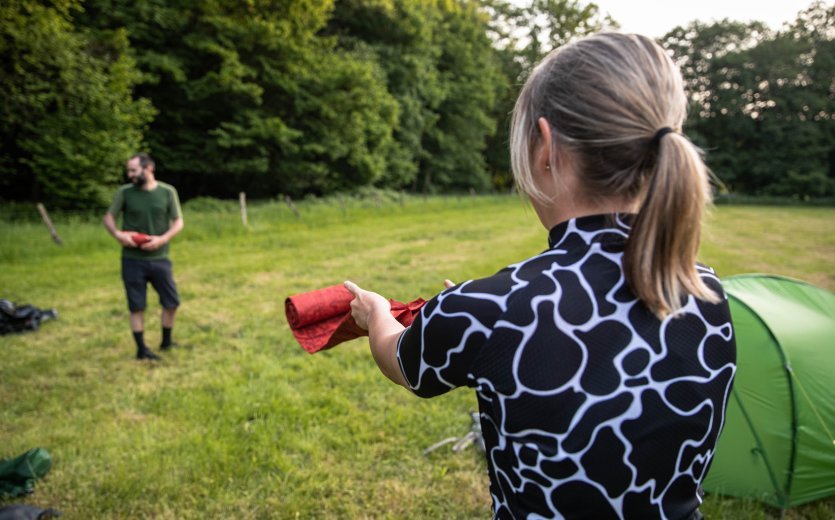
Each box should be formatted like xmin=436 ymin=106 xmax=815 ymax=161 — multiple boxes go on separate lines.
xmin=285 ymin=284 xmax=425 ymax=354
xmin=128 ymin=232 xmax=151 ymax=245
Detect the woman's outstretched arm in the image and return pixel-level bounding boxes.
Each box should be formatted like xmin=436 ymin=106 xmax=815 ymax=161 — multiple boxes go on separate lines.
xmin=344 ymin=281 xmax=408 ymax=387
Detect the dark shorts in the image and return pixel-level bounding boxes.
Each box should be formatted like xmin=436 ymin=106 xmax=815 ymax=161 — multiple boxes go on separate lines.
xmin=121 ymin=258 xmax=180 ymax=312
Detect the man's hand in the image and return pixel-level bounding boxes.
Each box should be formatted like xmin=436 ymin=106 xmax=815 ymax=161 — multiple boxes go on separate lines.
xmin=116 ymin=231 xmax=138 ymax=248
xmin=104 ymin=213 xmax=139 ymax=247
xmin=140 ymin=235 xmax=166 ymax=251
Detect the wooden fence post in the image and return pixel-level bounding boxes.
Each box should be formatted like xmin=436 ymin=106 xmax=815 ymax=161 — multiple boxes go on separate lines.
xmin=239 ymin=192 xmax=248 ymax=227
xmin=36 ymin=203 xmax=63 ymax=245
xmin=285 ymin=195 xmax=301 ymax=219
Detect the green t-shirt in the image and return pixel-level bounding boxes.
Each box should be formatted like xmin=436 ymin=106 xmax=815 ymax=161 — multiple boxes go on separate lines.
xmin=107 ymin=182 xmax=182 ymax=260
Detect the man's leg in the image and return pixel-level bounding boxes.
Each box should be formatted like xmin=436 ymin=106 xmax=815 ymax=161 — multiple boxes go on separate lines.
xmin=160 ymin=307 xmax=176 ymax=349
xmin=123 ymin=258 xmax=160 ymax=360
xmin=149 ymin=259 xmax=180 ymax=350
xmin=130 ymin=310 xmax=144 ymax=332
xmin=130 ymin=310 xmax=158 ymax=360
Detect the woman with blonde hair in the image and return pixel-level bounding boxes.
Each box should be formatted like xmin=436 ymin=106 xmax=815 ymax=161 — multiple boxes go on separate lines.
xmin=346 ymin=32 xmax=736 ymax=519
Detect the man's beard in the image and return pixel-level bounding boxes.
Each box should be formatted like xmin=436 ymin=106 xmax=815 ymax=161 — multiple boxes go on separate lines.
xmin=131 ymin=172 xmax=147 ymax=187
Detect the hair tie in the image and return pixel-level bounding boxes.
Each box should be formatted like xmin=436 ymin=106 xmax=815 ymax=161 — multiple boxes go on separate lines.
xmin=651 ymin=127 xmax=675 ymax=147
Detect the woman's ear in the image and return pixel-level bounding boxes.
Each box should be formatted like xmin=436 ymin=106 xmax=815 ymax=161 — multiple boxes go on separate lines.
xmin=536 ymin=117 xmax=553 ymax=175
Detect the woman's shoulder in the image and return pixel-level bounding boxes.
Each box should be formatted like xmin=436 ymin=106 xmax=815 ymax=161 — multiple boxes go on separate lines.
xmin=695 ymin=263 xmax=731 ymax=302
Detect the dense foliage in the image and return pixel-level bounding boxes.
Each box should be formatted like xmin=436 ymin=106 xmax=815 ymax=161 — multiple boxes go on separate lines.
xmin=1 ymin=0 xmax=832 ymax=208
xmin=665 ymin=1 xmax=835 ymax=197
xmin=0 ymin=0 xmax=154 ymax=208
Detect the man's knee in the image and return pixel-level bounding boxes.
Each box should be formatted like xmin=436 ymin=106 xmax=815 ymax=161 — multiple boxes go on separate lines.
xmin=159 ymin=292 xmax=180 ymax=309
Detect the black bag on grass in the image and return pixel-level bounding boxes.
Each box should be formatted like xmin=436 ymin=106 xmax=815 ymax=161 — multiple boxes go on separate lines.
xmin=0 ymin=504 xmax=62 ymax=519
xmin=0 ymin=300 xmax=57 ymax=335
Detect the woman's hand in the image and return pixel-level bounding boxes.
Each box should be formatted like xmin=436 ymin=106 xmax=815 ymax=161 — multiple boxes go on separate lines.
xmin=343 ymin=280 xmax=408 ymax=387
xmin=344 ymin=281 xmax=391 ymax=331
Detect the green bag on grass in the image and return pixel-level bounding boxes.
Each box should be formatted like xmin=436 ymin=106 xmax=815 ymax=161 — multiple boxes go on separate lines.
xmin=0 ymin=448 xmax=52 ymax=498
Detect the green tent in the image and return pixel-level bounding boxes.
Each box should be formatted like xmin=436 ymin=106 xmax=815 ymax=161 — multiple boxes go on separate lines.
xmin=703 ymin=274 xmax=835 ymax=508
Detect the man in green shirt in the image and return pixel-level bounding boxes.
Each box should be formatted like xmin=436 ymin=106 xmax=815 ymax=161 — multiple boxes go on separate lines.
xmin=103 ymin=153 xmax=184 ymax=360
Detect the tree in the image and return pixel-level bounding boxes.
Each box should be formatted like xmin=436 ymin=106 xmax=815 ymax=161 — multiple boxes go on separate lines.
xmin=479 ymin=0 xmax=611 ymax=189
xmin=0 ymin=0 xmax=154 ymax=209
xmin=328 ymin=0 xmax=504 ymax=193
xmin=662 ymin=19 xmax=773 ymax=193
xmin=326 ymin=0 xmax=445 ymax=190
xmin=418 ymin=0 xmax=504 ymax=192
xmin=78 ymin=0 xmax=398 ymax=198
xmin=662 ymin=1 xmax=834 ymax=197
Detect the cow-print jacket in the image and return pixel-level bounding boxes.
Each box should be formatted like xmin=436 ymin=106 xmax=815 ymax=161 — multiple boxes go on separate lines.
xmin=397 ymin=213 xmax=736 ymax=520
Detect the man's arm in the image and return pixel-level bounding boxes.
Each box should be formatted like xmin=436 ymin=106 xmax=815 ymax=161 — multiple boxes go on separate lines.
xmin=103 ymin=212 xmax=136 ymax=247
xmin=141 ymin=216 xmax=183 ymax=251
xmin=162 ymin=216 xmax=183 ymax=242
xmin=146 ymin=185 xmax=184 ymax=248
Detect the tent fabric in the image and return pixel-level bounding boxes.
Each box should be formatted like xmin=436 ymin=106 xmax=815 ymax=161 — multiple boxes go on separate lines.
xmin=285 ymin=284 xmax=425 ymax=354
xmin=703 ymin=274 xmax=835 ymax=508
xmin=0 ymin=448 xmax=52 ymax=499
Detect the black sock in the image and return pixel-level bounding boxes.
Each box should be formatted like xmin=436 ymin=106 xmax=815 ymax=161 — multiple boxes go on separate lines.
xmin=133 ymin=331 xmax=147 ymax=353
xmin=134 ymin=330 xmax=160 ymax=360
xmin=161 ymin=327 xmax=173 ymax=348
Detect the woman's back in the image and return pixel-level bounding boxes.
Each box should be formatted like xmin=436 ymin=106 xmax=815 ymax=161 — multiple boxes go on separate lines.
xmin=348 ymin=31 xmax=738 ymax=520
xmin=398 ymin=214 xmax=736 ymax=519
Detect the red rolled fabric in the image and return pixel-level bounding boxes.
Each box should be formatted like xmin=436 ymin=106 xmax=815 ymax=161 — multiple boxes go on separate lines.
xmin=126 ymin=231 xmax=151 ymax=245
xmin=285 ymin=284 xmax=425 ymax=354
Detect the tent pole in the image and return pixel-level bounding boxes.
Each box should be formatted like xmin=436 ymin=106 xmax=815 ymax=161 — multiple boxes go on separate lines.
xmin=731 ymin=389 xmax=786 ymax=505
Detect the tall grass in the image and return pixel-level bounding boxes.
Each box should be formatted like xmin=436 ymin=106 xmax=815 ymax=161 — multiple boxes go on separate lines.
xmin=1 ymin=195 xmax=833 ymax=519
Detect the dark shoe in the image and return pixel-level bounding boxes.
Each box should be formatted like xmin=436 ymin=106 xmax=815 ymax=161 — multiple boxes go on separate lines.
xmin=160 ymin=342 xmax=177 ymax=352
xmin=137 ymin=348 xmax=161 ymax=360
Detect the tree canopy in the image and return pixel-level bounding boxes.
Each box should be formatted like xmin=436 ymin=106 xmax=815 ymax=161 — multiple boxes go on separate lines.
xmin=1 ymin=0 xmax=832 ymax=208
xmin=663 ymin=1 xmax=834 ymax=198
xmin=0 ymin=0 xmax=154 ymax=208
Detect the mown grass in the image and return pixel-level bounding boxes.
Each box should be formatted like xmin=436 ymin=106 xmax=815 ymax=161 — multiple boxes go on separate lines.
xmin=1 ymin=195 xmax=833 ymax=519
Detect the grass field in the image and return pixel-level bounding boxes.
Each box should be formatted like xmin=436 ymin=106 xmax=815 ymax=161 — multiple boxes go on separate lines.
xmin=1 ymin=195 xmax=834 ymax=519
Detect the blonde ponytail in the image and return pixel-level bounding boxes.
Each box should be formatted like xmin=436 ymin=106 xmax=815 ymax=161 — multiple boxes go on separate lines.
xmin=625 ymin=133 xmax=720 ymax=318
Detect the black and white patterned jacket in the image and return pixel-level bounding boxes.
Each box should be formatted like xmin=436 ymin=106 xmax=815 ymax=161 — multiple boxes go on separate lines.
xmin=397 ymin=213 xmax=736 ymax=520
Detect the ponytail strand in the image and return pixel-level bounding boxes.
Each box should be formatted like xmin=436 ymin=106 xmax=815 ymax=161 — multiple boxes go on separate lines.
xmin=624 ymin=133 xmax=720 ymax=318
